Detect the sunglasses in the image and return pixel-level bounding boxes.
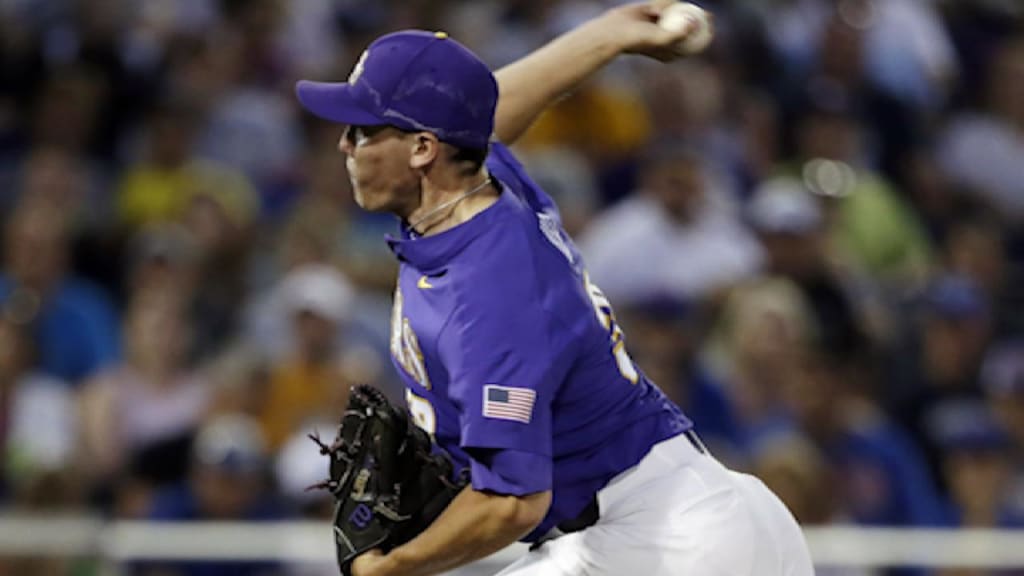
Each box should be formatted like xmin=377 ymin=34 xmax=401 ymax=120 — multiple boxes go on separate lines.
xmin=343 ymin=124 xmax=405 ymax=147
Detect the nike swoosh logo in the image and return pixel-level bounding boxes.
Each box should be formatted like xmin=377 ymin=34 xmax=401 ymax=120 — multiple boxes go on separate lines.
xmin=417 ymin=275 xmax=434 ymax=289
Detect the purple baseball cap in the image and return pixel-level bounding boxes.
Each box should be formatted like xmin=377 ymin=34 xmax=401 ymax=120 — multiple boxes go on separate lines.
xmin=295 ymin=30 xmax=498 ymax=150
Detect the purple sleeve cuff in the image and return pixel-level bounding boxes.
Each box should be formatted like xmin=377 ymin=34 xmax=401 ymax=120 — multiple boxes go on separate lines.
xmin=468 ymin=448 xmax=552 ymax=495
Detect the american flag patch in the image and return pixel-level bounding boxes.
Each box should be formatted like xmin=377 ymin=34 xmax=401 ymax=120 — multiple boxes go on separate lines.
xmin=483 ymin=385 xmax=536 ymax=424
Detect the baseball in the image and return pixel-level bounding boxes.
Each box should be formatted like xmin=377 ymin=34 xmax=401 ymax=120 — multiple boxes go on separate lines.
xmin=658 ymin=2 xmax=713 ymax=56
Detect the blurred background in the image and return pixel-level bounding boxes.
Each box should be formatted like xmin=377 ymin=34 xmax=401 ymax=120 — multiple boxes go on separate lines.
xmin=0 ymin=0 xmax=1022 ymax=574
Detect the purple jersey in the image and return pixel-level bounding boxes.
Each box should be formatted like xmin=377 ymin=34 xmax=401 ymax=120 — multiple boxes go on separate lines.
xmin=385 ymin=142 xmax=692 ymax=541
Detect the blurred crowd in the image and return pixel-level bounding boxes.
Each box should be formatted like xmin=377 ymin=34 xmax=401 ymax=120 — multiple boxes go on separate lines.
xmin=0 ymin=0 xmax=1022 ymax=575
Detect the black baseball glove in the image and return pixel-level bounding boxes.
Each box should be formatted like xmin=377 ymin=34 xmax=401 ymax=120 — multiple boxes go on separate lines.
xmin=309 ymin=385 xmax=468 ymax=576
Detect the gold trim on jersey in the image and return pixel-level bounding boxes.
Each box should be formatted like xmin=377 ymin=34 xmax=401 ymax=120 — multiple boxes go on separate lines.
xmin=390 ymin=286 xmax=432 ymax=390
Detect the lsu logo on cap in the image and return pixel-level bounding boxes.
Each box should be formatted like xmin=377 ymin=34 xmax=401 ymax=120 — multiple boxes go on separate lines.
xmin=349 ymin=50 xmax=369 ymax=83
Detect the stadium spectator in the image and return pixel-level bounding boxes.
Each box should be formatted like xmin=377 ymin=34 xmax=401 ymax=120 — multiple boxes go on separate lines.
xmin=785 ymin=1 xmax=923 ymax=179
xmin=861 ymin=0 xmax=959 ymax=111
xmin=138 ymin=413 xmax=285 ymax=576
xmin=781 ymin=332 xmax=945 ymax=527
xmin=889 ymin=275 xmax=993 ymax=491
xmin=898 ymin=144 xmax=978 ymax=250
xmin=204 ymin=344 xmax=271 ymax=422
xmin=747 ymin=177 xmax=879 ymax=355
xmin=980 ymin=341 xmax=1024 ymax=525
xmin=12 ymin=146 xmax=108 ymax=233
xmin=116 ymin=98 xmax=255 ymax=232
xmin=579 ymin=143 xmax=762 ymax=305
xmin=0 ymin=303 xmax=93 ymax=576
xmin=180 ymin=184 xmax=257 ymax=362
xmin=779 ymin=89 xmax=934 ymax=286
xmin=514 ymin=77 xmax=651 ymax=172
xmin=275 ymin=421 xmax=337 ymax=576
xmin=274 ymin=420 xmax=333 ymax=520
xmin=18 ymin=146 xmax=125 ymax=300
xmin=943 ymin=215 xmax=1024 ymax=340
xmin=512 ymin=75 xmax=653 ymax=205
xmin=0 ymin=197 xmax=120 ymax=384
xmin=638 ymin=59 xmax=753 ymax=198
xmin=192 ymin=0 xmax=303 ymax=207
xmin=928 ymin=400 xmax=1022 ymax=528
xmin=254 ymin=264 xmax=355 ymax=450
xmin=78 ymin=285 xmax=209 ymax=512
xmin=983 ymin=342 xmax=1024 ymax=449
xmin=126 ymin=223 xmax=200 ymax=304
xmin=0 ymin=315 xmax=76 ymax=504
xmin=938 ymin=34 xmax=1024 ymax=221
xmin=749 ymin=0 xmax=959 ymax=114
xmin=27 ymin=64 xmax=109 ymax=162
xmin=702 ymin=278 xmax=813 ymax=446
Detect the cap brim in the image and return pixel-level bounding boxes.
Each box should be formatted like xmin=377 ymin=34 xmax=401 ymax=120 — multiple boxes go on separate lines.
xmin=295 ymin=80 xmax=384 ymax=126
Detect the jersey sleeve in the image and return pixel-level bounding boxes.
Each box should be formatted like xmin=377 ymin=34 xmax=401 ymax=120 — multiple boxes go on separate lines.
xmin=468 ymin=449 xmax=552 ymax=495
xmin=437 ymin=224 xmax=567 ymax=494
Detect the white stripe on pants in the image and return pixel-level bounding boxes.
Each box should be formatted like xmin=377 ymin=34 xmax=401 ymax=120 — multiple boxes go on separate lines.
xmin=495 ymin=433 xmax=814 ymax=576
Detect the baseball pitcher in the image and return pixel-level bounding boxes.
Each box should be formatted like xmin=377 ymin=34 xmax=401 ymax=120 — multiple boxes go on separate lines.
xmin=297 ymin=3 xmax=815 ymax=575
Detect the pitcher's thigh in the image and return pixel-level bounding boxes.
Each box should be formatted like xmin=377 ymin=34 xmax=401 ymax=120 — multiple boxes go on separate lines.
xmin=497 ymin=469 xmax=813 ymax=576
xmin=492 ymin=533 xmax=589 ymax=576
xmin=575 ymin=481 xmax=757 ymax=575
xmin=729 ymin=471 xmax=815 ymax=576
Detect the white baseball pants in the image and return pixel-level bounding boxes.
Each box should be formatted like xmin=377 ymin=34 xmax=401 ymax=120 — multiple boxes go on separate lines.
xmin=495 ymin=432 xmax=815 ymax=576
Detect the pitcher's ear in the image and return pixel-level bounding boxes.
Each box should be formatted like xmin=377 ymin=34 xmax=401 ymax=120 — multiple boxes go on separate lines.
xmin=410 ymin=132 xmax=440 ymax=170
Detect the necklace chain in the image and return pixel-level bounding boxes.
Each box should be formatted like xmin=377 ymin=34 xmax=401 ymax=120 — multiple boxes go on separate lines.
xmin=408 ymin=177 xmax=492 ymax=235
